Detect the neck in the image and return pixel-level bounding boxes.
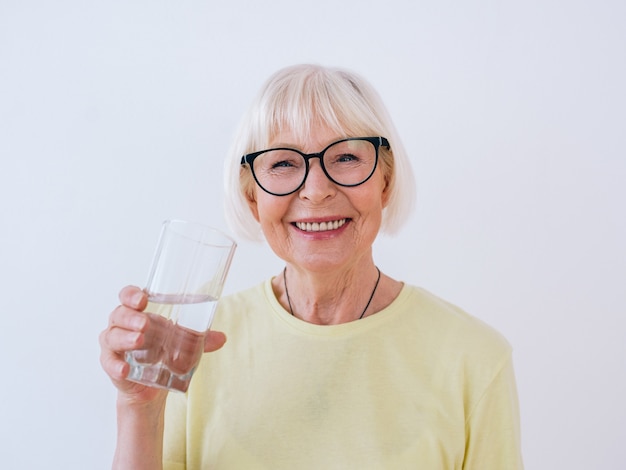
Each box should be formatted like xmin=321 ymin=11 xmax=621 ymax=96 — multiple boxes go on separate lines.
xmin=281 ymin=263 xmax=383 ymax=325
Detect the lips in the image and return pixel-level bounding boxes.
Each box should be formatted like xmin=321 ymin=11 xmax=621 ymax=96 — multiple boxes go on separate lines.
xmin=294 ymin=218 xmax=347 ymax=232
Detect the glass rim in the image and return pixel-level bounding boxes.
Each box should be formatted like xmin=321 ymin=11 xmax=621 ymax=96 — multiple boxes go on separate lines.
xmin=162 ymin=219 xmax=237 ymax=248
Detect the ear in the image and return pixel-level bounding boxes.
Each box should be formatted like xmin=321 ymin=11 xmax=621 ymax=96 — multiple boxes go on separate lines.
xmin=246 ymin=191 xmax=260 ymax=222
xmin=381 ymin=174 xmax=391 ymax=208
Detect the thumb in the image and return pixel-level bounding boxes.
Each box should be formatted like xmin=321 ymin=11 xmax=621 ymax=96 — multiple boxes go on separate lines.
xmin=204 ymin=330 xmax=227 ymax=353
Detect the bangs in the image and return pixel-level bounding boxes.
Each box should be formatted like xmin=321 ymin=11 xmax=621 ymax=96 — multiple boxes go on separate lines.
xmin=252 ymin=67 xmax=384 ymax=149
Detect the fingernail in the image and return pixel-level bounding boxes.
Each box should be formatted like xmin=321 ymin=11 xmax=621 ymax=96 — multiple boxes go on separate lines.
xmin=131 ymin=291 xmax=144 ymax=308
xmin=133 ymin=331 xmax=143 ymax=344
xmin=131 ymin=316 xmax=145 ymax=331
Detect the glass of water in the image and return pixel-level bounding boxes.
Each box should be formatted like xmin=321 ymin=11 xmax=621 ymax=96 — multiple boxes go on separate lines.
xmin=125 ymin=220 xmax=236 ymax=392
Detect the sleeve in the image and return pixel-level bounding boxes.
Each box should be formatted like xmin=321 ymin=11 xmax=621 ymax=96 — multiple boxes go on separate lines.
xmin=463 ymin=354 xmax=524 ymax=469
xmin=162 ymin=392 xmax=188 ymax=470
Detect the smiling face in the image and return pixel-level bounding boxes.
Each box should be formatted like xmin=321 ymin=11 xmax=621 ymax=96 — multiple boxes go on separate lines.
xmin=246 ymin=125 xmax=391 ymax=274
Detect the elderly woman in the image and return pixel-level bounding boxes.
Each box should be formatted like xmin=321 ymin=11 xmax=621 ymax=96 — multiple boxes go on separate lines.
xmin=100 ymin=64 xmax=523 ymax=469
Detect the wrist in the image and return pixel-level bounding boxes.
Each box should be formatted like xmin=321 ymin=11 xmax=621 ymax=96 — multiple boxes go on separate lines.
xmin=113 ymin=393 xmax=166 ymax=470
xmin=116 ymin=386 xmax=168 ymax=412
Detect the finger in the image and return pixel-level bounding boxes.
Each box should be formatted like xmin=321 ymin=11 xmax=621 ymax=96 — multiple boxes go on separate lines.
xmin=119 ymin=285 xmax=148 ymax=311
xmin=109 ymin=305 xmax=149 ymax=332
xmin=204 ymin=330 xmax=227 ymax=353
xmin=100 ymin=349 xmax=130 ymax=382
xmin=166 ymin=326 xmax=204 ymax=375
xmin=101 ymin=323 xmax=144 ymax=352
xmin=99 ymin=329 xmax=132 ymax=381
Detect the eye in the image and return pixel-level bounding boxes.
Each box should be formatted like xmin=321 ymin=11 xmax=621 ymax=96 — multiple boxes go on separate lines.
xmin=271 ymin=159 xmax=296 ymax=168
xmin=335 ymin=153 xmax=360 ymax=163
xmin=327 ymin=152 xmax=364 ymax=167
xmin=258 ymin=150 xmax=304 ymax=175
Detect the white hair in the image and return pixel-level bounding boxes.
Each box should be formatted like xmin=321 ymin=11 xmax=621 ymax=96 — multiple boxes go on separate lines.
xmin=224 ymin=64 xmax=415 ymax=241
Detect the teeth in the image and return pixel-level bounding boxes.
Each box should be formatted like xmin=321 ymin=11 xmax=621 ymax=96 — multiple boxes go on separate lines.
xmin=295 ymin=219 xmax=347 ymax=232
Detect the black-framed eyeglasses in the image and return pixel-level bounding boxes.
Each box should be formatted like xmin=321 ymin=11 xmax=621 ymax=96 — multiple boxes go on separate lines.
xmin=240 ymin=136 xmax=390 ymax=196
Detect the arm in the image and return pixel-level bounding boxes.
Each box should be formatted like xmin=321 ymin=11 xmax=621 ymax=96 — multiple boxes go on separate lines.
xmin=113 ymin=395 xmax=167 ymax=470
xmin=463 ymin=355 xmax=524 ymax=469
xmin=100 ymin=286 xmax=226 ymax=470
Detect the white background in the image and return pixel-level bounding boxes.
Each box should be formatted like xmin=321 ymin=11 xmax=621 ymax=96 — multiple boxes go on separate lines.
xmin=1 ymin=1 xmax=624 ymax=468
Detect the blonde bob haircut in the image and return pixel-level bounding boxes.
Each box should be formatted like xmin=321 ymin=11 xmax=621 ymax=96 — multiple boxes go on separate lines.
xmin=224 ymin=64 xmax=415 ymax=241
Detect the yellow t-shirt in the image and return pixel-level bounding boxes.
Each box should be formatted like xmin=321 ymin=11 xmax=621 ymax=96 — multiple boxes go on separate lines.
xmin=163 ymin=280 xmax=523 ymax=469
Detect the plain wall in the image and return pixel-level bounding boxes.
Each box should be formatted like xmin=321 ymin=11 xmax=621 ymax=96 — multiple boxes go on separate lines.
xmin=1 ymin=0 xmax=624 ymax=468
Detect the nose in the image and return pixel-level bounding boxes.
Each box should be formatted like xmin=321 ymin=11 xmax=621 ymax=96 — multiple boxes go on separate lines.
xmin=299 ymin=157 xmax=336 ymax=202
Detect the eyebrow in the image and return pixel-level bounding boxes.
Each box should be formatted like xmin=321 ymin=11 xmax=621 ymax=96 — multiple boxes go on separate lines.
xmin=263 ymin=137 xmax=347 ymax=152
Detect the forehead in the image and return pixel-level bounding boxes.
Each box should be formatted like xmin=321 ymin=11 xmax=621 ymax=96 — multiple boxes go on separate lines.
xmin=268 ymin=124 xmax=348 ymax=151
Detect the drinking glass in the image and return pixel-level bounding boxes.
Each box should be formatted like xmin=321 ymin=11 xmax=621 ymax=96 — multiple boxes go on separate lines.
xmin=125 ymin=220 xmax=236 ymax=392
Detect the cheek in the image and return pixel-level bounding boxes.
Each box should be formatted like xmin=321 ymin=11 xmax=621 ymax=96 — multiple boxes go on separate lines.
xmin=358 ymin=176 xmax=388 ymax=212
xmin=254 ymin=194 xmax=289 ymax=228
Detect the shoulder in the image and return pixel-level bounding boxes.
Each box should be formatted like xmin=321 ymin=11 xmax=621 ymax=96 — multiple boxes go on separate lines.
xmin=395 ymin=284 xmax=513 ymax=364
xmin=396 ymin=285 xmax=517 ymax=411
xmin=217 ymin=281 xmax=268 ymax=311
xmin=211 ymin=279 xmax=274 ymax=331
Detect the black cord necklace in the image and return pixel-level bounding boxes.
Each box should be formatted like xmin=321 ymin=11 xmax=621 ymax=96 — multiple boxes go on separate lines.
xmin=283 ymin=266 xmax=382 ymax=320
